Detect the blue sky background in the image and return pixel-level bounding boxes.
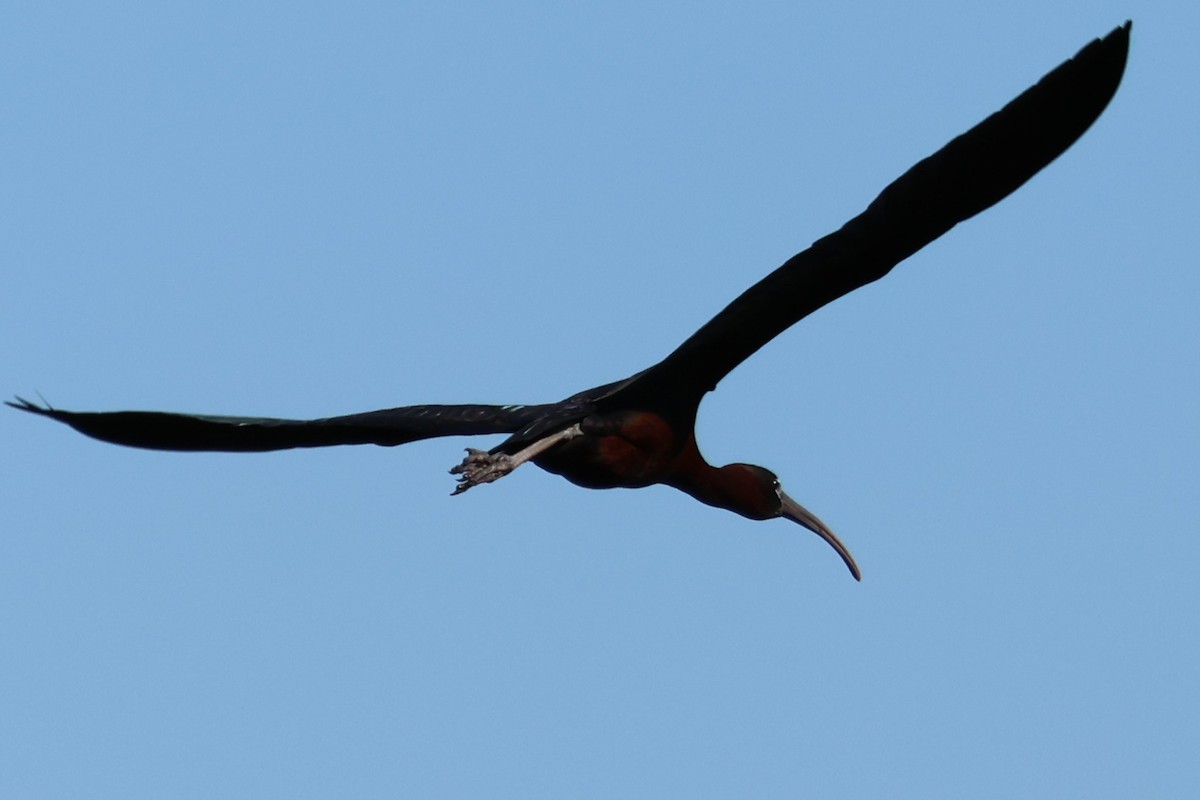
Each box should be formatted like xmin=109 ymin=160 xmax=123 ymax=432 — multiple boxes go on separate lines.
xmin=2 ymin=2 xmax=1196 ymax=797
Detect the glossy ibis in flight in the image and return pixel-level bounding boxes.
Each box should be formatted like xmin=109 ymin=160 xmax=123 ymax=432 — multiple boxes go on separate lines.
xmin=10 ymin=23 xmax=1131 ymax=580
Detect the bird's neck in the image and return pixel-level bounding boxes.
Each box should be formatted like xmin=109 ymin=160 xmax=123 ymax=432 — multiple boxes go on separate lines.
xmin=664 ymin=443 xmax=752 ymax=516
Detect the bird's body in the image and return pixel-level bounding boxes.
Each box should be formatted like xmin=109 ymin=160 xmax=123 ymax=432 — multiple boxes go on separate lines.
xmin=535 ymin=410 xmax=684 ymax=491
xmin=10 ymin=23 xmax=1132 ymax=579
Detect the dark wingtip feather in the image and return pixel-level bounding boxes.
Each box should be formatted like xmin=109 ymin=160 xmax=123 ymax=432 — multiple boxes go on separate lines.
xmin=7 ymin=396 xmax=54 ymax=416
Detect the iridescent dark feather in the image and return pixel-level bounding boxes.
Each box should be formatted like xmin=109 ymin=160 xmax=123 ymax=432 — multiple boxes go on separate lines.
xmin=608 ymin=22 xmax=1131 ymax=407
xmin=5 ymin=397 xmax=556 ymax=452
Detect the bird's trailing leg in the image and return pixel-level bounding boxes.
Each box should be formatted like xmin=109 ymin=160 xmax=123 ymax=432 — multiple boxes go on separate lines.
xmin=450 ymin=423 xmax=583 ymax=495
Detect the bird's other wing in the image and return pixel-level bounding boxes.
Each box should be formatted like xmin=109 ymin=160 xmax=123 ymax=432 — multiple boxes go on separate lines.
xmin=6 ymin=396 xmax=558 ymax=452
xmin=611 ymin=22 xmax=1130 ymax=405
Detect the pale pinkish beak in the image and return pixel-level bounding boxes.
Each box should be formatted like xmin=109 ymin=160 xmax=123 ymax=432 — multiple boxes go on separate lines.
xmin=780 ymin=491 xmax=861 ymax=581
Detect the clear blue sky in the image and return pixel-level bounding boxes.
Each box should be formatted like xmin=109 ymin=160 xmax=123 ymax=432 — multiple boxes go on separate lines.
xmin=3 ymin=2 xmax=1196 ymax=798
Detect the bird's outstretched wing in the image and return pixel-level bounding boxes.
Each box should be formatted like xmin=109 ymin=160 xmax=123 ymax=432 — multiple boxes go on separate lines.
xmin=6 ymin=396 xmax=556 ymax=452
xmin=611 ymin=22 xmax=1130 ymax=405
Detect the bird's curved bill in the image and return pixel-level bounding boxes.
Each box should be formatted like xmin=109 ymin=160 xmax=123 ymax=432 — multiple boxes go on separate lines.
xmin=779 ymin=492 xmax=862 ymax=581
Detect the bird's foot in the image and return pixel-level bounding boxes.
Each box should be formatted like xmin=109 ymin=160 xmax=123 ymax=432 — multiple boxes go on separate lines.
xmin=448 ymin=423 xmax=585 ymax=496
xmin=450 ymin=448 xmax=516 ymax=495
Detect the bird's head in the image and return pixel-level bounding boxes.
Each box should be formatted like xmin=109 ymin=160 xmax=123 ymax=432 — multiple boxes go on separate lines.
xmin=719 ymin=463 xmax=861 ymax=581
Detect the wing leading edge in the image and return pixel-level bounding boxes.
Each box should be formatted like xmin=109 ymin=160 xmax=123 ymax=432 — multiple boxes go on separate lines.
xmin=5 ymin=397 xmax=556 ymax=452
